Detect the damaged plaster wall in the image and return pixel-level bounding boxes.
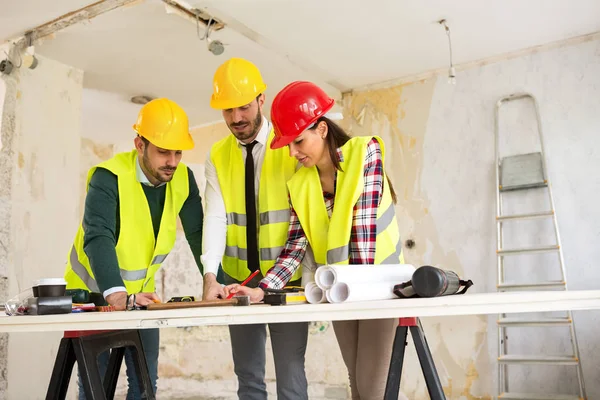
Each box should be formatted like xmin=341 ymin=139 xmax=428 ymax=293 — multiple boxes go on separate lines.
xmin=0 ymin=54 xmax=83 ymax=399
xmin=342 ymin=36 xmax=600 ymax=399
xmin=0 ymin=51 xmax=12 ymax=399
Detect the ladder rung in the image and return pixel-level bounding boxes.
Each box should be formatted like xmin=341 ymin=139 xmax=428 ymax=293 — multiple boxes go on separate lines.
xmin=498 ymin=355 xmax=579 ymax=365
xmin=499 ymin=181 xmax=548 ymax=192
xmin=498 ymin=281 xmax=565 ymax=290
xmin=498 ymin=317 xmax=572 ymax=327
xmin=499 ymin=393 xmax=582 ymax=400
xmin=497 ymin=245 xmax=559 ymax=256
xmin=497 ymin=211 xmax=554 ymax=221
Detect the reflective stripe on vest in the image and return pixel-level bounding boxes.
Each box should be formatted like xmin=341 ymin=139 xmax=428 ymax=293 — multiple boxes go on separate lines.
xmin=225 ymin=245 xmax=284 ymax=262
xmin=227 ymin=210 xmax=291 ymax=227
xmin=289 ymin=136 xmax=404 ymax=266
xmin=211 ymin=128 xmax=302 ymax=282
xmin=63 ymin=150 xmax=188 ymax=294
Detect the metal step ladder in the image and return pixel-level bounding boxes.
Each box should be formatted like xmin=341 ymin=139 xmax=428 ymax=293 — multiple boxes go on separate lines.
xmin=494 ymin=93 xmax=586 ymax=400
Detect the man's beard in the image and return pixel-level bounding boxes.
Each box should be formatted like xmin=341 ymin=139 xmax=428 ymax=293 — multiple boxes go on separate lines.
xmin=229 ymin=109 xmax=262 ymax=142
xmin=143 ymin=151 xmax=176 ymax=183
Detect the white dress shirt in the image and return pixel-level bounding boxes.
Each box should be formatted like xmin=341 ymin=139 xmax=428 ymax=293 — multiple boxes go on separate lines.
xmin=201 ymin=116 xmax=271 ymax=276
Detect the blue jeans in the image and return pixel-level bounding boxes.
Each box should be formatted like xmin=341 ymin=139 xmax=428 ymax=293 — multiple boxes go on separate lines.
xmin=77 ymin=328 xmax=159 ymax=400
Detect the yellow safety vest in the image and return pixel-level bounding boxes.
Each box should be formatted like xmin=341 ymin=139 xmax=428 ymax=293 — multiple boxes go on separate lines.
xmin=64 ymin=150 xmax=189 ymax=294
xmin=287 ymin=136 xmax=404 ymax=265
xmin=210 ymin=129 xmax=302 ymax=282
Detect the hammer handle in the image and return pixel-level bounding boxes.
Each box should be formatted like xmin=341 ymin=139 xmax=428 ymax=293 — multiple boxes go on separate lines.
xmin=146 ymin=299 xmax=238 ymax=310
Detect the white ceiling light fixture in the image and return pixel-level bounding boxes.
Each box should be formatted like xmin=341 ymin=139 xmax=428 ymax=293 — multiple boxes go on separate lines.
xmin=130 ymin=95 xmax=155 ymax=105
xmin=438 ymin=19 xmax=456 ymax=85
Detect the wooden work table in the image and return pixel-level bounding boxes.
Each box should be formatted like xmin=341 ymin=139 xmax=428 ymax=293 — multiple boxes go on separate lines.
xmin=1 ymin=290 xmax=600 ymax=333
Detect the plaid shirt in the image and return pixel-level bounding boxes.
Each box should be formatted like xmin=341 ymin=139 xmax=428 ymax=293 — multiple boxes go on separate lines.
xmin=260 ymin=138 xmax=384 ymax=290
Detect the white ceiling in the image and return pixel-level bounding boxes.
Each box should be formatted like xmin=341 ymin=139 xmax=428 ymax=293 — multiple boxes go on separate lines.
xmin=0 ymin=0 xmax=98 ymax=41
xmin=198 ymin=0 xmax=600 ymax=88
xmin=2 ymin=0 xmax=600 ymax=142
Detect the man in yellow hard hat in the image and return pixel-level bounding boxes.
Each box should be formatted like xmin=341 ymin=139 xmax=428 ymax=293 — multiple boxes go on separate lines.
xmin=64 ymin=98 xmax=205 ymax=399
xmin=202 ymin=57 xmax=308 ymax=399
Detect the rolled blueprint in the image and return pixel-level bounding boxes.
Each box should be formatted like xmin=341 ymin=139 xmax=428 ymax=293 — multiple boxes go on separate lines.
xmin=305 ymin=282 xmax=327 ymax=304
xmin=325 ymin=289 xmax=334 ymax=303
xmin=314 ymin=266 xmax=334 ymax=290
xmin=315 ymin=264 xmax=416 ymax=290
xmin=329 ymin=281 xmax=398 ymax=303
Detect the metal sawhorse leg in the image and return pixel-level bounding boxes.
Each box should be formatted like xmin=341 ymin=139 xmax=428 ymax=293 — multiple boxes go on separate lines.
xmin=384 ymin=317 xmax=446 ymax=400
xmin=46 ymin=329 xmax=155 ymax=400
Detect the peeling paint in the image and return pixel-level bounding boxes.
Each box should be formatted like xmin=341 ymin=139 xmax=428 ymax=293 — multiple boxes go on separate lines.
xmin=460 ymin=362 xmax=491 ymax=400
xmin=82 ymin=137 xmax=113 ymax=160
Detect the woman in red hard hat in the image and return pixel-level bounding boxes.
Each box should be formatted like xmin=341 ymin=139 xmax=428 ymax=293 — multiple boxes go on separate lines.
xmin=227 ymin=81 xmax=406 ymax=400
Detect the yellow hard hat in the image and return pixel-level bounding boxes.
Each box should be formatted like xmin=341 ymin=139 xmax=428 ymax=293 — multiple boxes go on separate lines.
xmin=132 ymin=98 xmax=194 ymax=151
xmin=210 ymin=57 xmax=267 ymax=110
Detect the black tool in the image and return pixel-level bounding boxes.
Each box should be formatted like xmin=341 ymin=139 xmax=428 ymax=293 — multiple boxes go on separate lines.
xmin=27 ymin=296 xmax=72 ymax=315
xmin=166 ymin=296 xmax=195 ymax=303
xmin=263 ymin=286 xmax=303 ymax=294
xmin=65 ymin=289 xmax=106 ymax=306
xmin=393 ymin=265 xmax=473 ymax=298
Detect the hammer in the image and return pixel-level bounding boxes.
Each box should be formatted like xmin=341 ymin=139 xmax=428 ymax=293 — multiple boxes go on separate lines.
xmin=145 ymin=295 xmax=250 ymax=311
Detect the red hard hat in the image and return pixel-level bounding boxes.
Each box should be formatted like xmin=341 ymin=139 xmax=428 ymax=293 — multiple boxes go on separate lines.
xmin=270 ymin=81 xmax=335 ymax=150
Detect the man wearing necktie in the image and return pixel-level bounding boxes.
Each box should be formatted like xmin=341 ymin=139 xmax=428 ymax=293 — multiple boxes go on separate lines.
xmin=201 ymin=57 xmax=309 ymax=400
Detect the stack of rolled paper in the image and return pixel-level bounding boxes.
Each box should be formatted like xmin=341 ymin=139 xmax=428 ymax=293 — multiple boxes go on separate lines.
xmin=305 ymin=264 xmax=415 ymax=304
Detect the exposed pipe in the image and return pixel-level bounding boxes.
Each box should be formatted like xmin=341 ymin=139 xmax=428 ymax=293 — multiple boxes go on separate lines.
xmin=438 ymin=19 xmax=456 ymax=85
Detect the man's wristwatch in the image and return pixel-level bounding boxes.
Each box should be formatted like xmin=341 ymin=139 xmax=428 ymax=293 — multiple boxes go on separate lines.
xmin=126 ymin=293 xmax=137 ymax=311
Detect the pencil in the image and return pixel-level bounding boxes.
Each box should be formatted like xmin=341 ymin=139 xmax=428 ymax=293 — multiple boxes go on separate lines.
xmin=226 ymin=269 xmax=260 ymax=299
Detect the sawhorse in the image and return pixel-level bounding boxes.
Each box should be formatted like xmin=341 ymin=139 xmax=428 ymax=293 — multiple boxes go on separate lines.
xmin=46 ymin=329 xmax=155 ymax=400
xmin=384 ymin=317 xmax=446 ymax=400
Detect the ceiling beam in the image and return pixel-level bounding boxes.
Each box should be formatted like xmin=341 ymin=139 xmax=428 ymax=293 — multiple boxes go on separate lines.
xmin=4 ymin=0 xmax=223 ymax=49
xmin=5 ymin=0 xmax=145 ymax=48
xmin=162 ymin=0 xmax=224 ymax=31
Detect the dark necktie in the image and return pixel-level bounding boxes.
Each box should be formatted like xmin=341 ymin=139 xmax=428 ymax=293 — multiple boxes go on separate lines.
xmin=244 ymin=140 xmax=259 ymax=273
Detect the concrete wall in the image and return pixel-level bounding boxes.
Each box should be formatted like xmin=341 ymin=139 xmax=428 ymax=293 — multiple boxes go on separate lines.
xmin=0 ymin=54 xmax=83 ymax=399
xmin=0 ymin=77 xmax=5 ymax=151
xmin=341 ymin=36 xmax=600 ymax=398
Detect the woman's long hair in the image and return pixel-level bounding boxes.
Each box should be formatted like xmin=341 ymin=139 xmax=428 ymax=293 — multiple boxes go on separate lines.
xmin=308 ymin=117 xmax=398 ymax=204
